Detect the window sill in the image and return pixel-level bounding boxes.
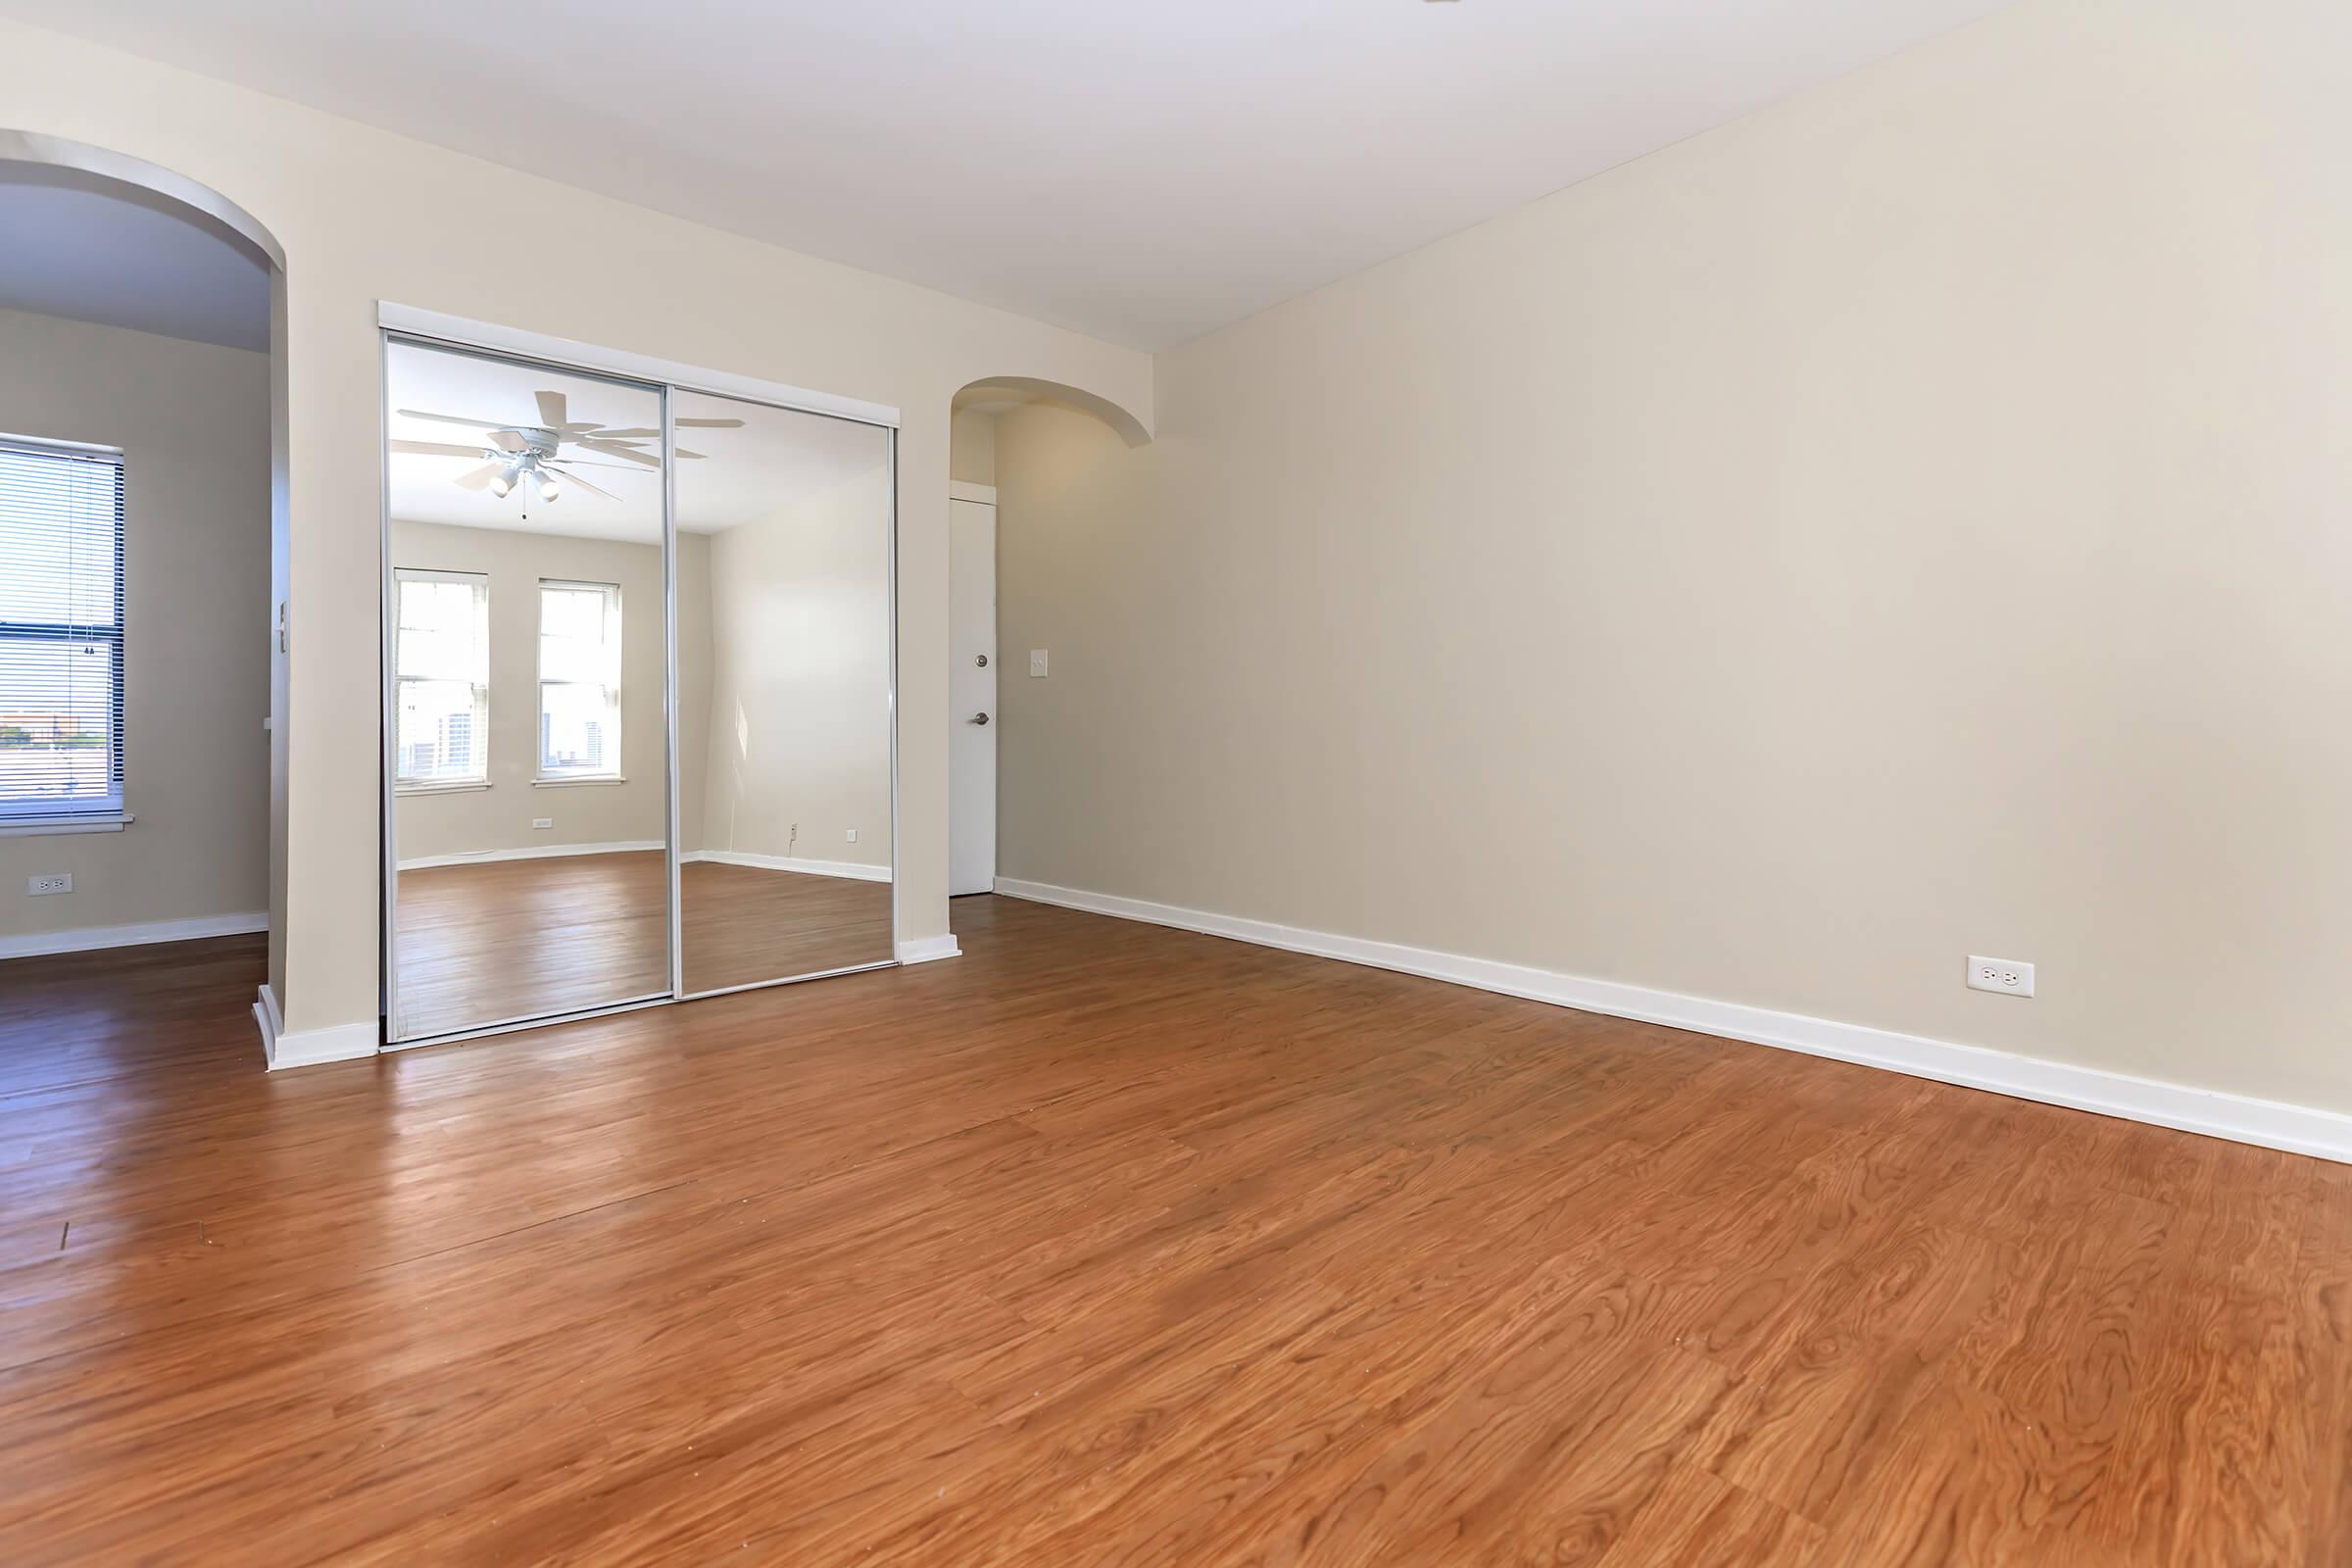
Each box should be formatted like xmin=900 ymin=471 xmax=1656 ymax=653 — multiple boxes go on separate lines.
xmin=0 ymin=811 xmax=134 ymax=838
xmin=534 ymin=775 xmax=627 ymax=788
xmin=396 ymin=781 xmax=491 ymax=796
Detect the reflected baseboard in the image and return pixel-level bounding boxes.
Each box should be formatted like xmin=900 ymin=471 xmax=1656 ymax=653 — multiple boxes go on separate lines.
xmin=397 ymin=840 xmax=664 ymax=871
xmin=681 ymin=849 xmax=892 ymax=883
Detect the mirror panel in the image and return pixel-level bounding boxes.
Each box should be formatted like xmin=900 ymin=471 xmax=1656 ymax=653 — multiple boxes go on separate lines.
xmin=673 ymin=391 xmax=894 ymax=994
xmin=384 ymin=339 xmax=670 ymax=1040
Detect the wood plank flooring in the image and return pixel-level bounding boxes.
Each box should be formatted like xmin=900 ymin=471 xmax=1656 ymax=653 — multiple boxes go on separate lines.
xmin=393 ymin=852 xmax=891 ymax=1036
xmin=0 ymin=894 xmax=2341 ymax=1564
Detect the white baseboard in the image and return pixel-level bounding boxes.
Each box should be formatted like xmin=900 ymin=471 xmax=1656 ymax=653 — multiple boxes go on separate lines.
xmin=258 ymin=982 xmax=376 ymax=1071
xmin=895 ymin=933 xmax=961 ymax=965
xmin=253 ymin=981 xmax=283 ymax=1065
xmin=0 ymin=909 xmax=267 ymax=960
xmin=397 ymin=840 xmax=663 ymax=871
xmin=682 ymin=849 xmax=892 ymax=883
xmin=992 ymin=877 xmax=2352 ymax=1166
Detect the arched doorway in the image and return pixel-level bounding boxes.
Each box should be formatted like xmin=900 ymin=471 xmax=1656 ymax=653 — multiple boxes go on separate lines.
xmin=0 ymin=131 xmax=291 ymax=1059
xmin=945 ymin=377 xmax=1147 ymax=919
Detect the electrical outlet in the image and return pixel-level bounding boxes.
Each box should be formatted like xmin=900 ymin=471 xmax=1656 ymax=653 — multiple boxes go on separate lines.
xmin=1967 ymin=956 xmax=2035 ymax=998
xmin=26 ymin=873 xmax=72 ymax=896
xmin=1029 ymin=649 xmax=1049 ymax=677
xmin=845 ymin=828 xmax=858 ymax=844
xmin=531 ymin=818 xmax=554 ymax=830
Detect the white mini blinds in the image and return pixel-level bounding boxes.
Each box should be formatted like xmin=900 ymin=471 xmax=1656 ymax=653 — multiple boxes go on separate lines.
xmin=0 ymin=438 xmax=125 ymax=822
xmin=537 ymin=580 xmax=621 ymax=781
xmin=394 ymin=568 xmax=490 ymax=787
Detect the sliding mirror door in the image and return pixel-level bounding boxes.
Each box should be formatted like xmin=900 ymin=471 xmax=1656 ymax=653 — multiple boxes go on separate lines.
xmin=383 ymin=339 xmax=672 ymax=1042
xmin=673 ymin=392 xmax=895 ymax=994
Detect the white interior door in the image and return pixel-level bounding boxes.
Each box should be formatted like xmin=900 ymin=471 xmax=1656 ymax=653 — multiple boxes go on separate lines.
xmin=949 ymin=493 xmax=998 ymax=896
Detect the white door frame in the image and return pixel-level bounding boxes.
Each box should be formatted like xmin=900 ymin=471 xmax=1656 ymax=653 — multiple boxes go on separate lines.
xmin=949 ymin=483 xmax=998 ymax=897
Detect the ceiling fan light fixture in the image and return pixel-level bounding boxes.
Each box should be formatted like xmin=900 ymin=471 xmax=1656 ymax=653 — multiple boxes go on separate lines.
xmin=537 ymin=473 xmax=562 ymax=502
xmin=487 ymin=468 xmax=515 ymax=498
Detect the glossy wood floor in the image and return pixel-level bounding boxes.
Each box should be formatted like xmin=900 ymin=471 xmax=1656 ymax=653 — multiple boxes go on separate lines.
xmin=393 ymin=852 xmax=891 ymax=1036
xmin=1 ymin=896 xmax=2343 ymax=1564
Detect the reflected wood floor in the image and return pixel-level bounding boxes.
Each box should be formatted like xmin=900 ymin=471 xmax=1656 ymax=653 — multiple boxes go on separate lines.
xmin=681 ymin=858 xmax=891 ymax=995
xmin=1 ymin=896 xmax=2344 ymax=1564
xmin=394 ymin=851 xmax=891 ymax=1036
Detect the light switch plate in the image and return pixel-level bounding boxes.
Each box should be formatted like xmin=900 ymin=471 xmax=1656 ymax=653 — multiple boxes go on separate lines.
xmin=1029 ymin=649 xmax=1049 ymax=677
xmin=846 ymin=828 xmax=858 ymax=843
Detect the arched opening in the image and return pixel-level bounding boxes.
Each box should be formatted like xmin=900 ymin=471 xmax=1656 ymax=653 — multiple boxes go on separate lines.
xmin=0 ymin=132 xmax=291 ymax=1064
xmin=945 ymin=377 xmax=1147 ymax=945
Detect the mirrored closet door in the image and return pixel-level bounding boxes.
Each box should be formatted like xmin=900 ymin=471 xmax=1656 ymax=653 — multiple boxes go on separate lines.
xmin=382 ymin=324 xmax=900 ymax=1049
xmin=673 ymin=392 xmax=896 ymax=995
xmin=382 ymin=338 xmax=673 ymax=1043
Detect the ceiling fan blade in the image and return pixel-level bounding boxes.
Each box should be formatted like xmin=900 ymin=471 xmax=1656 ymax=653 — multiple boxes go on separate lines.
xmin=673 ymin=448 xmax=708 ymax=461
xmin=543 ymin=464 xmax=618 ymax=501
xmin=579 ymin=440 xmax=662 ymax=467
xmin=554 ymin=458 xmax=648 ymax=470
xmin=397 ymin=409 xmax=516 ymax=431
xmin=490 ymin=430 xmax=529 ymax=453
xmin=452 ymin=462 xmax=507 ymax=491
xmin=389 ymin=439 xmax=491 ymax=459
xmin=534 ymin=390 xmax=569 ymax=428
xmin=586 ymin=427 xmax=662 ymax=439
xmin=674 ymin=417 xmax=746 ymax=429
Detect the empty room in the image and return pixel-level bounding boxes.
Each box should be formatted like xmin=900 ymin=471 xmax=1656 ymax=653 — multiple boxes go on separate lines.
xmin=0 ymin=1 xmax=2345 ymax=1563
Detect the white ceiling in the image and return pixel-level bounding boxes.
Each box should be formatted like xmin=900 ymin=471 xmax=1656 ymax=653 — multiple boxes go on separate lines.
xmin=0 ymin=165 xmax=270 ymax=351
xmin=3 ymin=1 xmax=2008 ymax=350
xmin=387 ymin=342 xmax=888 ymax=540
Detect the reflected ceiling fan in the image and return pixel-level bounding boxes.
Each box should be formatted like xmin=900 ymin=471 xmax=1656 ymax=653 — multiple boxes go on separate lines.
xmin=389 ymin=389 xmax=744 ymax=503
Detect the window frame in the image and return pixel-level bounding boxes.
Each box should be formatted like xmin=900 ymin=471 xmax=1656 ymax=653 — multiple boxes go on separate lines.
xmin=0 ymin=434 xmax=127 ymax=830
xmin=534 ymin=577 xmax=624 ymax=784
xmin=391 ymin=566 xmax=491 ymax=793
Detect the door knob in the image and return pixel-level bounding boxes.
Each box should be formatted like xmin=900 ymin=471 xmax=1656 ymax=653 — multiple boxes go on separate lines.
xmin=970 ymin=712 xmax=991 ymax=725
xmin=975 ymin=653 xmax=988 ymax=667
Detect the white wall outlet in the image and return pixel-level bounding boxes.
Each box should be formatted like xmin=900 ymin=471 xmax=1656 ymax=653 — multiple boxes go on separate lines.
xmin=1029 ymin=648 xmax=1049 ymax=677
xmin=845 ymin=828 xmax=858 ymax=843
xmin=531 ymin=818 xmax=554 ymax=830
xmin=1967 ymin=956 xmax=2035 ymax=998
xmin=26 ymin=873 xmax=72 ymax=896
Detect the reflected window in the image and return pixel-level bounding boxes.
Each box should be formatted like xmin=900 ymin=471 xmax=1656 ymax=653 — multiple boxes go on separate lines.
xmin=537 ymin=579 xmax=621 ymax=780
xmin=393 ymin=568 xmax=489 ymax=789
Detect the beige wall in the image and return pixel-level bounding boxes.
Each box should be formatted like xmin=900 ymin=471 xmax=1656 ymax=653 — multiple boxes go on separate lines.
xmin=997 ymin=0 xmax=2352 ymax=1117
xmin=0 ymin=20 xmax=1152 ymax=1035
xmin=0 ymin=308 xmax=269 ymax=940
xmin=387 ymin=521 xmax=666 ymax=863
xmin=685 ymin=471 xmax=894 ymax=871
xmin=950 ymin=406 xmax=998 ymax=486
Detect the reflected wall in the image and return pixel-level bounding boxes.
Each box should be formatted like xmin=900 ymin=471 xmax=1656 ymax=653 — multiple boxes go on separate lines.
xmin=674 ymin=390 xmax=894 ymax=994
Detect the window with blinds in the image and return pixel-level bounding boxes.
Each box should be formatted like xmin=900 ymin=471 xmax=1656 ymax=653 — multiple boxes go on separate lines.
xmin=0 ymin=438 xmax=126 ymax=823
xmin=538 ymin=580 xmax=621 ymax=781
xmin=394 ymin=568 xmax=490 ymax=788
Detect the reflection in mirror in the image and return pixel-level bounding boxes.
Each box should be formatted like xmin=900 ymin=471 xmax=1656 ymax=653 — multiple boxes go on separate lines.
xmin=384 ymin=339 xmax=669 ymax=1040
xmin=674 ymin=391 xmax=894 ymax=994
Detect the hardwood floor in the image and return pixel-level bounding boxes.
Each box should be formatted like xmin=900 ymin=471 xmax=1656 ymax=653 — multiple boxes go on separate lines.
xmin=393 ymin=852 xmax=891 ymax=1036
xmin=1 ymin=895 xmax=2342 ymax=1564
